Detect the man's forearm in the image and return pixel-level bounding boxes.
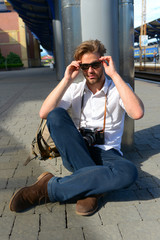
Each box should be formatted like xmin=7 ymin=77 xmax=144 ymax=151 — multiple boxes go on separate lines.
xmin=39 ymin=61 xmax=81 ymax=119
xmin=39 ymin=77 xmax=71 ymax=119
xmin=111 ymin=72 xmax=144 ymax=120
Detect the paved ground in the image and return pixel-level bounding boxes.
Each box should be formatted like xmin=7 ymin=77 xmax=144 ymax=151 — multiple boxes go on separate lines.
xmin=0 ymin=67 xmax=160 ymax=240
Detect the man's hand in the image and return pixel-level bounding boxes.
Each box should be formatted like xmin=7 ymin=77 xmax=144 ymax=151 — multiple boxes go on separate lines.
xmin=99 ymin=56 xmax=117 ymax=78
xmin=99 ymin=56 xmax=144 ymax=120
xmin=39 ymin=60 xmax=81 ymax=119
xmin=64 ymin=61 xmax=81 ymax=82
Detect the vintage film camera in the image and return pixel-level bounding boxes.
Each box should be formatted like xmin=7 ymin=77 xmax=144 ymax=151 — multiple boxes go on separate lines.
xmin=80 ymin=127 xmax=105 ymax=147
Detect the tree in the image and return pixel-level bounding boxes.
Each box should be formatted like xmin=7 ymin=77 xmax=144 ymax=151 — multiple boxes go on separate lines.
xmin=6 ymin=52 xmax=23 ymax=65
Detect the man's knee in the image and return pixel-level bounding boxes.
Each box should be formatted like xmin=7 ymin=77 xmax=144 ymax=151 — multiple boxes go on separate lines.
xmin=105 ymin=159 xmax=138 ymax=189
xmin=47 ymin=108 xmax=67 ymax=127
xmin=122 ymin=160 xmax=138 ymax=187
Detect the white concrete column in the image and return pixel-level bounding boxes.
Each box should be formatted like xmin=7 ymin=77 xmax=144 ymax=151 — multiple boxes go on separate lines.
xmin=81 ymin=0 xmax=119 ymax=72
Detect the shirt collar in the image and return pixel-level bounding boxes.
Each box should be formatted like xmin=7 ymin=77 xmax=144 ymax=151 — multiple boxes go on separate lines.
xmin=83 ymin=75 xmax=112 ymax=95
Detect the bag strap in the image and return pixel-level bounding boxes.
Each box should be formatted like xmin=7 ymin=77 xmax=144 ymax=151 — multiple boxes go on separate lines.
xmin=36 ymin=130 xmax=52 ymax=158
xmin=24 ymin=119 xmax=48 ymax=166
xmin=37 ymin=119 xmax=44 ymax=135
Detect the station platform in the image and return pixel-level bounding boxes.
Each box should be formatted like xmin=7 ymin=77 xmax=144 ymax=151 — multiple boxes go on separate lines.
xmin=135 ymin=70 xmax=160 ymax=81
xmin=0 ymin=68 xmax=160 ymax=240
xmin=135 ymin=62 xmax=160 ymax=75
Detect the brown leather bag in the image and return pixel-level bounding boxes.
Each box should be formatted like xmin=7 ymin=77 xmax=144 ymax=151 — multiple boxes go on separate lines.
xmin=24 ymin=119 xmax=60 ymax=166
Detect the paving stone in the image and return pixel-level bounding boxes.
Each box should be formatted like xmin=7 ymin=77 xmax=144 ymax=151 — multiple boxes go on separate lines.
xmin=119 ymin=220 xmax=160 ymax=240
xmin=3 ymin=203 xmax=35 ymax=217
xmin=40 ymin=203 xmax=66 ymax=231
xmin=39 ymin=227 xmax=84 ymax=240
xmin=99 ymin=205 xmax=141 ymax=224
xmin=0 ymin=191 xmax=14 ymax=217
xmin=152 ymin=154 xmax=160 ymax=166
xmin=102 ymin=189 xmax=139 ymax=207
xmin=137 ymin=149 xmax=159 ymax=160
xmin=124 ymin=151 xmax=143 ymax=164
xmin=0 ymin=169 xmax=16 ymax=179
xmin=0 ymin=155 xmax=12 ymax=163
xmin=0 ymin=178 xmax=8 ymax=189
xmin=0 ymin=189 xmax=14 ymax=203
xmin=149 ymin=140 xmax=160 ymax=150
xmin=25 ymin=176 xmax=37 ymax=186
xmin=56 ymin=157 xmax=63 ymax=166
xmin=0 ymin=162 xmax=18 ymax=170
xmin=0 ymin=136 xmax=10 ymax=146
xmin=152 ymin=175 xmax=160 ymax=187
xmin=10 ymin=215 xmax=39 ymax=240
xmin=148 ymin=187 xmax=160 ymax=200
xmin=0 ymin=148 xmax=4 ymax=156
xmin=134 ymin=189 xmax=155 ymax=202
xmin=136 ymin=176 xmax=159 ymax=189
xmin=135 ymin=143 xmax=152 ymax=151
xmin=34 ymin=202 xmax=56 ymax=215
xmin=136 ymin=168 xmax=151 ymax=177
xmin=39 ymin=158 xmax=57 ymax=167
xmin=1 ymin=145 xmax=22 ymax=156
xmin=140 ymin=161 xmax=160 ymax=176
xmin=136 ymin=201 xmax=160 ymax=220
xmin=83 ymin=225 xmax=122 ymax=240
xmin=36 ymin=164 xmax=61 ymax=177
xmin=66 ymin=204 xmax=102 ymax=227
xmin=7 ymin=177 xmax=27 ymax=189
xmin=0 ymin=215 xmax=15 ymax=239
xmin=13 ymin=166 xmax=33 ymax=178
xmin=0 ymin=202 xmax=5 ymax=217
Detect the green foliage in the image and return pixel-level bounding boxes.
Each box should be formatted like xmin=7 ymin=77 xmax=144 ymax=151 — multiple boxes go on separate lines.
xmin=6 ymin=52 xmax=23 ymax=64
xmin=0 ymin=63 xmax=23 ymax=69
xmin=0 ymin=63 xmax=5 ymax=69
xmin=0 ymin=51 xmax=23 ymax=69
xmin=0 ymin=52 xmax=5 ymax=64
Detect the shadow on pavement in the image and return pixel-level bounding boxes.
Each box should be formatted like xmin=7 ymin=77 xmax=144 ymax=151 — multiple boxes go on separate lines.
xmin=101 ymin=124 xmax=160 ymax=206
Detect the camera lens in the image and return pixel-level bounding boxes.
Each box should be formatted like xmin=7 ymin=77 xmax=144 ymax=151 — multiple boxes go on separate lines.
xmin=83 ymin=134 xmax=96 ymax=147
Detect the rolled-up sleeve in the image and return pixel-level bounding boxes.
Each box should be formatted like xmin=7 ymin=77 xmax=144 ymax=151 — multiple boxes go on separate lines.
xmin=58 ymin=86 xmax=72 ymax=110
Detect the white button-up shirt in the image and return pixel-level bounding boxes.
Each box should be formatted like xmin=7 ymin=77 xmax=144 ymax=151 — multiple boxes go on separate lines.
xmin=58 ymin=76 xmax=128 ymax=155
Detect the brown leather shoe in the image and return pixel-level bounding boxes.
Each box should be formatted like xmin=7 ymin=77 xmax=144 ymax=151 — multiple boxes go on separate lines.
xmin=76 ymin=196 xmax=99 ymax=216
xmin=9 ymin=172 xmax=54 ymax=212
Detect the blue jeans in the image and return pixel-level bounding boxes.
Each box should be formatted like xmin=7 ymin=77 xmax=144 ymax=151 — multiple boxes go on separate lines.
xmin=47 ymin=108 xmax=138 ymax=202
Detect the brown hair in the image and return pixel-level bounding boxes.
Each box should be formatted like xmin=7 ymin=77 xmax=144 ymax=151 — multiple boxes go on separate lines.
xmin=74 ymin=39 xmax=106 ymax=60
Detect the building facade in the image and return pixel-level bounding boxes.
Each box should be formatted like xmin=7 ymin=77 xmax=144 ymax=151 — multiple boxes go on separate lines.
xmin=0 ymin=0 xmax=41 ymax=68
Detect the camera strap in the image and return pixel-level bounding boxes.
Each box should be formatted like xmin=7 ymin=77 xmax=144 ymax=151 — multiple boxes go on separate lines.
xmin=102 ymin=94 xmax=107 ymax=132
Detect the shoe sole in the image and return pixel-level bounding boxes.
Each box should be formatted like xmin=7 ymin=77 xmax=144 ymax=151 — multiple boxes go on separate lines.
xmin=9 ymin=172 xmax=51 ymax=211
xmin=75 ymin=205 xmax=98 ymax=216
xmin=75 ymin=195 xmax=103 ymax=216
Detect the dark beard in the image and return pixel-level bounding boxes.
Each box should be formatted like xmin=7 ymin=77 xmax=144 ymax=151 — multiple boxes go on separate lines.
xmin=85 ymin=70 xmax=104 ymax=85
xmin=83 ymin=69 xmax=105 ymax=85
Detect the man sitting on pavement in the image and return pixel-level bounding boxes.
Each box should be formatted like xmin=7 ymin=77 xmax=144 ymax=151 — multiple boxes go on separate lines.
xmin=9 ymin=39 xmax=144 ymax=216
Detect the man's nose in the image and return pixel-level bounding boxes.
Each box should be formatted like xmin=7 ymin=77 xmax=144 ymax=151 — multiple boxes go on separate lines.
xmin=88 ymin=66 xmax=94 ymax=72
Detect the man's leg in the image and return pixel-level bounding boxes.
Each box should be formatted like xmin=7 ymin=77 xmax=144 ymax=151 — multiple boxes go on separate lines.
xmin=47 ymin=107 xmax=96 ymax=172
xmin=74 ymin=147 xmax=137 ymax=215
xmin=47 ymin=148 xmax=137 ymax=215
xmin=9 ymin=151 xmax=137 ymax=213
xmin=47 ymin=151 xmax=138 ymax=202
xmin=47 ymin=107 xmax=101 ymax=215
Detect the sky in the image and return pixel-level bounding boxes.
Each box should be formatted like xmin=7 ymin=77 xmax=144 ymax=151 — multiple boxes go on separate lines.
xmin=134 ymin=0 xmax=160 ymax=27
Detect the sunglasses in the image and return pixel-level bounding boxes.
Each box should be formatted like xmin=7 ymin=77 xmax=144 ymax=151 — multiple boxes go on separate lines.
xmin=80 ymin=61 xmax=102 ymax=71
